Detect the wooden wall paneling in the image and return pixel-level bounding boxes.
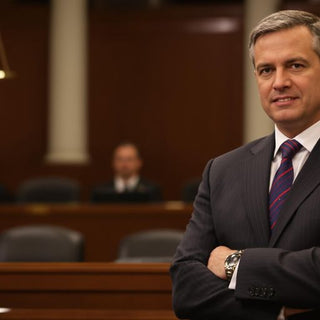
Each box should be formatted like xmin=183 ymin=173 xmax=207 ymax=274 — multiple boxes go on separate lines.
xmin=0 ymin=3 xmax=244 ymax=200
xmin=88 ymin=5 xmax=244 ymax=199
xmin=0 ymin=5 xmax=49 ymax=177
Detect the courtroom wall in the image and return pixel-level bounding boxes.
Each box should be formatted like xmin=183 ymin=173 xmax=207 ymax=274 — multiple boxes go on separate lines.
xmin=0 ymin=2 xmax=245 ymax=200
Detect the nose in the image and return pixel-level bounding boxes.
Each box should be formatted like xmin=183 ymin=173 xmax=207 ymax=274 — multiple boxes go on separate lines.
xmin=273 ymin=69 xmax=291 ymax=91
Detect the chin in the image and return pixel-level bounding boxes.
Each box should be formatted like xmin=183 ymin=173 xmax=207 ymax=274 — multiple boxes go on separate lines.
xmin=270 ymin=110 xmax=301 ymax=123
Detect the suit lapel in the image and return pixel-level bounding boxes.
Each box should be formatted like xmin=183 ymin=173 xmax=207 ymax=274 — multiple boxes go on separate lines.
xmin=243 ymin=134 xmax=274 ymax=246
xmin=269 ymin=138 xmax=320 ymax=247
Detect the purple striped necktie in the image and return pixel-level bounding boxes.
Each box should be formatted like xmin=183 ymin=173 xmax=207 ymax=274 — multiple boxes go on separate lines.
xmin=269 ymin=139 xmax=302 ymax=231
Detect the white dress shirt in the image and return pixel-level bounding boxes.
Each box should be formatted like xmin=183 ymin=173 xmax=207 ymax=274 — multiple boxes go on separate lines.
xmin=228 ymin=120 xmax=320 ymax=318
xmin=114 ymin=175 xmax=140 ymax=193
xmin=269 ymin=121 xmax=320 ymax=189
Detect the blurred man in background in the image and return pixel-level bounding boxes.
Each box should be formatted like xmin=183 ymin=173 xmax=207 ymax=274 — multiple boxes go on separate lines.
xmin=91 ymin=142 xmax=162 ymax=202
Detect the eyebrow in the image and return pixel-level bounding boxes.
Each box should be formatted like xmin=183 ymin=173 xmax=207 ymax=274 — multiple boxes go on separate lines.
xmin=255 ymin=63 xmax=272 ymax=71
xmin=286 ymin=57 xmax=309 ymax=65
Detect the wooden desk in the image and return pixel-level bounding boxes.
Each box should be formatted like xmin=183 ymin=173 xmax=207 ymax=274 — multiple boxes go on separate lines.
xmin=0 ymin=309 xmax=177 ymax=320
xmin=0 ymin=263 xmax=174 ymax=311
xmin=0 ymin=203 xmax=192 ymax=261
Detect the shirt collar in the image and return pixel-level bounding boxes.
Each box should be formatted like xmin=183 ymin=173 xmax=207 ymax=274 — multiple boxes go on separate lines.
xmin=273 ymin=120 xmax=320 ymax=158
xmin=114 ymin=175 xmax=140 ymax=191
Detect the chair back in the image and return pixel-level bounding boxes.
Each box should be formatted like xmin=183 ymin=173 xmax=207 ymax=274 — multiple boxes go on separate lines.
xmin=16 ymin=177 xmax=80 ymax=203
xmin=181 ymin=178 xmax=201 ymax=202
xmin=116 ymin=229 xmax=184 ymax=262
xmin=0 ymin=225 xmax=84 ymax=262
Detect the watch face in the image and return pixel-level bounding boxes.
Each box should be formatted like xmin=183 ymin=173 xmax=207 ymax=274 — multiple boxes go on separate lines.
xmin=227 ymin=253 xmax=240 ymax=267
xmin=225 ymin=251 xmax=243 ymax=280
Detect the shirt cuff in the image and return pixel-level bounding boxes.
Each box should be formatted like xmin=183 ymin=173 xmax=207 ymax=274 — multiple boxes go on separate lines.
xmin=277 ymin=307 xmax=285 ymax=320
xmin=228 ymin=260 xmax=240 ymax=290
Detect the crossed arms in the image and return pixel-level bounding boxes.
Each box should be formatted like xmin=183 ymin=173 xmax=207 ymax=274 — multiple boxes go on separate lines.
xmin=170 ymin=158 xmax=320 ymax=319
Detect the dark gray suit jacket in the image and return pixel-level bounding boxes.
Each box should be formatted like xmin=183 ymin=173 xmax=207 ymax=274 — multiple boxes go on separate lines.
xmin=170 ymin=134 xmax=320 ymax=319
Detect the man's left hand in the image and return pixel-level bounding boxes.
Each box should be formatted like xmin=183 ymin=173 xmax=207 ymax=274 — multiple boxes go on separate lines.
xmin=207 ymin=246 xmax=236 ymax=280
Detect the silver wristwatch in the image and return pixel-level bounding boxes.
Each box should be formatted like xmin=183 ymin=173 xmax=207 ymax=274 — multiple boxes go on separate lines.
xmin=224 ymin=250 xmax=244 ymax=281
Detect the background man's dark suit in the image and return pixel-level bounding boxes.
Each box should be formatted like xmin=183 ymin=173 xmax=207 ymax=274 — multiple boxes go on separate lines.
xmin=170 ymin=133 xmax=320 ymax=319
xmin=91 ymin=178 xmax=162 ymax=202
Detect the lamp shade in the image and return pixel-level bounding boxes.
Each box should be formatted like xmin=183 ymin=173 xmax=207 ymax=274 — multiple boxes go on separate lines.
xmin=0 ymin=32 xmax=15 ymax=80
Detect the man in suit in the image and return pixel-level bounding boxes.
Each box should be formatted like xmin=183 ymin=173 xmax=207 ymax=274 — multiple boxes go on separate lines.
xmin=170 ymin=10 xmax=320 ymax=319
xmin=91 ymin=142 xmax=162 ymax=202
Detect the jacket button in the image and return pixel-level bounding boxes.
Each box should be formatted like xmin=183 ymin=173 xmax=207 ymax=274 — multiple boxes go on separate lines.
xmin=260 ymin=287 xmax=267 ymax=297
xmin=267 ymin=288 xmax=275 ymax=298
xmin=248 ymin=287 xmax=255 ymax=296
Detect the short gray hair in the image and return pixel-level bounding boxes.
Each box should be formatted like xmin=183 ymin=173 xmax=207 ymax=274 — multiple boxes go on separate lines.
xmin=249 ymin=10 xmax=320 ymax=65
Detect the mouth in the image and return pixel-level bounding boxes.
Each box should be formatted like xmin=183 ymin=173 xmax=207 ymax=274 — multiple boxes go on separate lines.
xmin=272 ymin=96 xmax=298 ymax=104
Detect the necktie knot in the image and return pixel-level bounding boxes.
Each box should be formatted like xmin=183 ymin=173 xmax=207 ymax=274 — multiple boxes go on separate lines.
xmin=280 ymin=139 xmax=302 ymax=160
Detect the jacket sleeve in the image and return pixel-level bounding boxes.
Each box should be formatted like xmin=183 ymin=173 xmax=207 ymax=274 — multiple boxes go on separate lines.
xmin=235 ymin=247 xmax=320 ymax=309
xmin=170 ymin=160 xmax=281 ymax=319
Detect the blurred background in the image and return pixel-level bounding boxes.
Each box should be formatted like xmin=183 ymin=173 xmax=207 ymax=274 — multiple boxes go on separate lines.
xmin=0 ymin=0 xmax=318 ymax=201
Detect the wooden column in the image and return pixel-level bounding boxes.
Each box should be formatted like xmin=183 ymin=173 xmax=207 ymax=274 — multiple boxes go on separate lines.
xmin=46 ymin=0 xmax=89 ymax=164
xmin=243 ymin=0 xmax=281 ymax=143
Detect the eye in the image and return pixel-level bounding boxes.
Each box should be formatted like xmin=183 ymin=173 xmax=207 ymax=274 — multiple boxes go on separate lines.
xmin=258 ymin=67 xmax=272 ymax=76
xmin=290 ymin=63 xmax=304 ymax=70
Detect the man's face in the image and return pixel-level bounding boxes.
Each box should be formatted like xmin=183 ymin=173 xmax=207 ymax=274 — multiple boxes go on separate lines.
xmin=254 ymin=25 xmax=320 ymax=137
xmin=112 ymin=145 xmax=142 ymax=180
